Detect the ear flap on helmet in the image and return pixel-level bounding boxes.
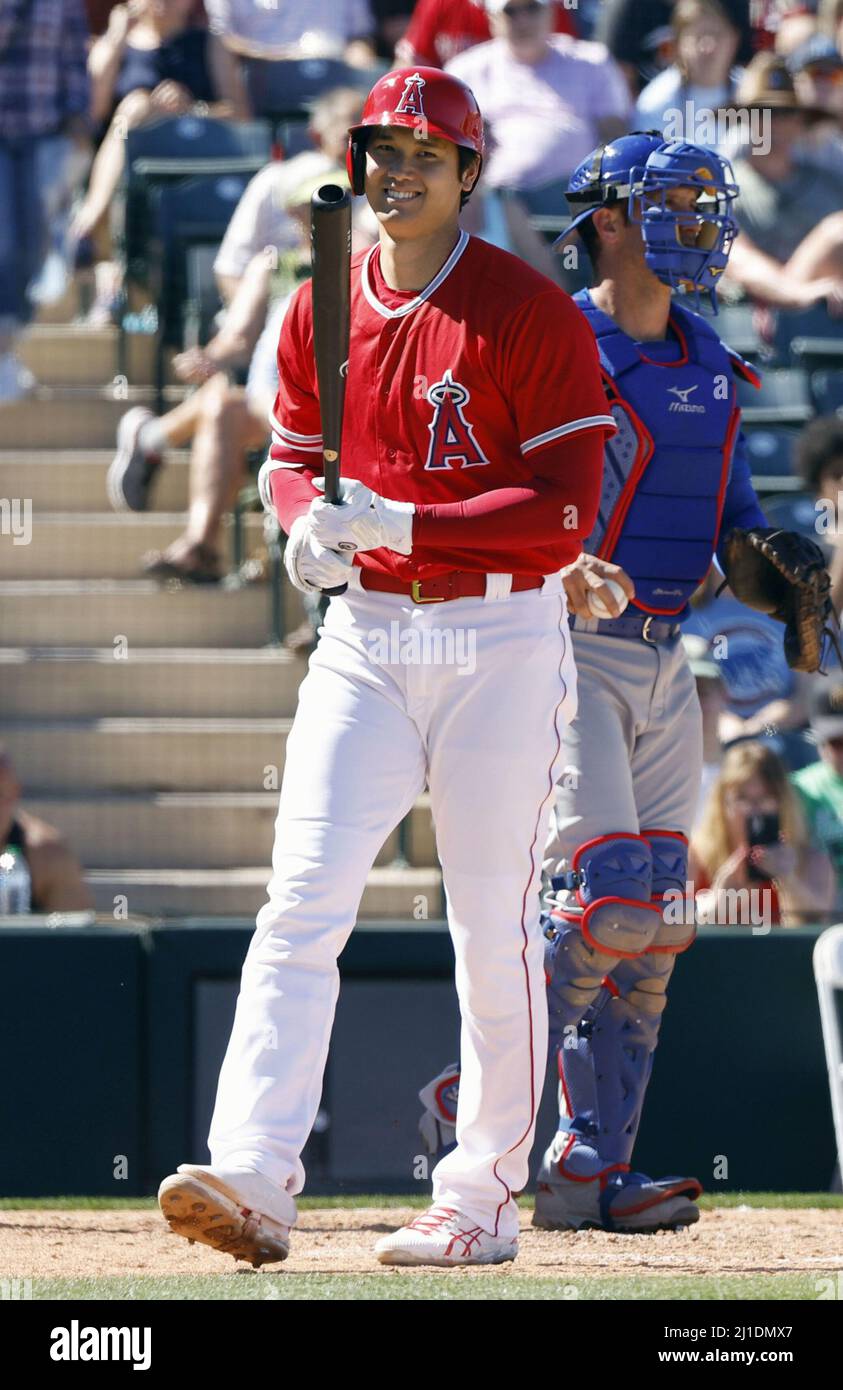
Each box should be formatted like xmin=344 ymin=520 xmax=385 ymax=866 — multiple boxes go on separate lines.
xmin=346 ymin=133 xmax=368 ymax=196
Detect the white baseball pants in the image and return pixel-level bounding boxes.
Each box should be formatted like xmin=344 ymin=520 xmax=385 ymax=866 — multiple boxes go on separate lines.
xmin=208 ymin=570 xmax=577 ymax=1238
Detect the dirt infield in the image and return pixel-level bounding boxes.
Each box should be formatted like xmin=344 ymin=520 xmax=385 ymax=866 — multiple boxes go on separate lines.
xmin=2 ymin=1205 xmax=842 ymax=1281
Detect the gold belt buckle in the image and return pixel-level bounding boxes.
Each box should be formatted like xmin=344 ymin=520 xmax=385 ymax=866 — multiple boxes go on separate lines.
xmin=411 ymin=579 xmax=445 ymax=604
xmin=641 ymin=615 xmax=656 ymax=643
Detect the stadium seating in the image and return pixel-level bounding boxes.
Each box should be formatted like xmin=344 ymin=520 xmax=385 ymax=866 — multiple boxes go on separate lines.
xmin=122 ymin=117 xmax=272 ymax=292
xmin=775 ymin=304 xmax=843 ymax=369
xmin=742 ymin=424 xmax=801 ymax=483
xmin=716 ymin=301 xmax=766 ymax=361
xmin=736 ymin=367 xmax=814 ymax=426
xmin=155 ymin=174 xmax=251 ymax=341
xmin=810 ymin=369 xmax=843 ymax=417
xmin=183 ymin=244 xmax=223 ymax=351
xmin=241 ymin=57 xmax=383 ymax=127
xmin=516 ymin=179 xmax=571 ymax=239
xmin=758 ymin=489 xmax=822 ymax=539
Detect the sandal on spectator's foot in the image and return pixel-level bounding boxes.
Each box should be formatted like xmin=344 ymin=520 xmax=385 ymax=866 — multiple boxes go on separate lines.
xmin=142 ymin=544 xmax=222 ymax=585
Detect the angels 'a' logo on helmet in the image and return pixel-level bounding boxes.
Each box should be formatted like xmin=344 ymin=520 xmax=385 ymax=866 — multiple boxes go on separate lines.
xmin=394 ymin=71 xmax=427 ymax=118
xmin=424 ymin=370 xmax=490 ymax=471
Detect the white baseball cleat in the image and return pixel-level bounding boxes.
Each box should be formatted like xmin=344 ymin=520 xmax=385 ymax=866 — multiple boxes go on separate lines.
xmin=375 ymin=1204 xmax=518 ymax=1267
xmin=158 ymin=1164 xmax=291 ymax=1268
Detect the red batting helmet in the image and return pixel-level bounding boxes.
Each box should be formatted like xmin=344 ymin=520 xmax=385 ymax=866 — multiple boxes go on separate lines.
xmin=346 ymin=67 xmax=484 ymax=196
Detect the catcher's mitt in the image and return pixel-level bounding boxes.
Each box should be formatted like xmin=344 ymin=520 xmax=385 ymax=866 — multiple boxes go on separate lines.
xmin=720 ymin=527 xmax=842 ymax=674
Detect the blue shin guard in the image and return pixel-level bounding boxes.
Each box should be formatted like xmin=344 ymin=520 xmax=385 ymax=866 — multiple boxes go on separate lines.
xmin=538 ymin=831 xmax=701 ymax=1229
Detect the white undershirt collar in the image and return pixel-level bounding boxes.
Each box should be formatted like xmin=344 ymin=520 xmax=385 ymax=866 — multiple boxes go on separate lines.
xmin=361 ymin=229 xmax=470 ymax=319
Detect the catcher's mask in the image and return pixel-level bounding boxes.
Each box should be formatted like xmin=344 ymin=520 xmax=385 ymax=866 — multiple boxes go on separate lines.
xmin=632 ymin=141 xmax=740 ymax=314
xmin=560 ymin=134 xmax=739 ymax=314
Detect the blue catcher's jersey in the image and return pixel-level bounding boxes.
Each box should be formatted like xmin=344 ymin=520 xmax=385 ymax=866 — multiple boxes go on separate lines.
xmin=575 ymin=289 xmax=764 ymax=617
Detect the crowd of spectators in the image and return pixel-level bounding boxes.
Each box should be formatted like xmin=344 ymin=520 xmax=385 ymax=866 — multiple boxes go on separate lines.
xmin=5 ymin=1 xmax=843 ymax=921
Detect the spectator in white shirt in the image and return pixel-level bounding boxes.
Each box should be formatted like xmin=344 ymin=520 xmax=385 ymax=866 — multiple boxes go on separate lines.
xmin=446 ymin=0 xmax=631 ymax=191
xmin=213 ymin=86 xmax=374 ymax=302
xmin=204 ymin=0 xmax=377 ymax=67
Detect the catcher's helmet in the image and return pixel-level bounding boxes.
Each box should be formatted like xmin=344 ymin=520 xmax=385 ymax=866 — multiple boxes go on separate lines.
xmin=561 ymin=131 xmax=665 ymax=240
xmin=346 ymin=67 xmax=484 ymax=197
xmin=559 ymin=133 xmax=739 ymax=313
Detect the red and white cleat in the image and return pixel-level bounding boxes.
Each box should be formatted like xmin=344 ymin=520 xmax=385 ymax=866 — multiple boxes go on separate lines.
xmin=375 ymin=1204 xmax=518 ymax=1267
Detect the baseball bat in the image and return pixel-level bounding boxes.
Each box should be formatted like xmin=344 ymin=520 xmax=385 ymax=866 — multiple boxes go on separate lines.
xmin=310 ymin=184 xmax=352 ymax=595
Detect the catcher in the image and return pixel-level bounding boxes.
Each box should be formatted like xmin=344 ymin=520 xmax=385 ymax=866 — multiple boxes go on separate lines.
xmin=419 ymin=133 xmax=840 ymax=1234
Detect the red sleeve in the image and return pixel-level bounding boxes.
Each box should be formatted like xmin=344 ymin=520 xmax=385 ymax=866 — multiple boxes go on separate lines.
xmin=268 ymin=469 xmax=319 ymax=535
xmin=413 ymin=428 xmax=606 ymax=548
xmin=257 ymin=281 xmax=323 ymax=533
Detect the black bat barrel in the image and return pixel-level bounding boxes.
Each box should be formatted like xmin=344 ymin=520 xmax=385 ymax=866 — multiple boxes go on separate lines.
xmin=310 ymin=185 xmax=352 ymax=508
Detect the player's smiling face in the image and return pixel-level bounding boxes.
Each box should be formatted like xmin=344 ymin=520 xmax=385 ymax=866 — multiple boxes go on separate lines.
xmin=365 ymin=126 xmax=472 ymax=236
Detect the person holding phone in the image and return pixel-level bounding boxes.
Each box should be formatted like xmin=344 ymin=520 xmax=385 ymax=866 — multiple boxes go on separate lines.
xmin=690 ymin=740 xmax=835 ymax=925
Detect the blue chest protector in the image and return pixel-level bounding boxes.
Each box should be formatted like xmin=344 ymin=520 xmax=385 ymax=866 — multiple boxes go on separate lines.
xmin=576 ymin=289 xmax=759 ymax=615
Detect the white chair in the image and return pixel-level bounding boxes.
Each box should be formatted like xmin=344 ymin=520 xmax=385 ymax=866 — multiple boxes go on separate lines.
xmin=814 ymin=925 xmax=843 ymax=1186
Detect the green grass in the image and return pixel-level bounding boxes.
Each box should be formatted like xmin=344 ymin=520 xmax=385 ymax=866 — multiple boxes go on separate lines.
xmin=26 ymin=1273 xmax=842 ymax=1302
xmin=1 ymin=1191 xmax=841 ymax=1211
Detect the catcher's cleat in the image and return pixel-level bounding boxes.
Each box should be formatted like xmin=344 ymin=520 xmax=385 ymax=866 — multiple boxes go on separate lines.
xmin=158 ymin=1165 xmax=291 ymax=1267
xmin=375 ymin=1205 xmax=518 ymax=1267
xmin=532 ymin=1140 xmax=701 ymax=1233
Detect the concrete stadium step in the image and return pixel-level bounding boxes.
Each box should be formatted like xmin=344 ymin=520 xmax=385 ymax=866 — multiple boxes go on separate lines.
xmin=0 ymin=579 xmax=303 ymax=647
xmin=3 ymin=717 xmax=293 ymax=792
xmin=34 ymin=280 xmax=80 ymax=324
xmin=0 ymin=513 xmax=264 ymax=579
xmin=19 ymin=325 xmax=155 ymax=386
xmin=25 ymin=793 xmax=406 ymax=870
xmin=0 ymin=386 xmax=187 ymax=448
xmin=0 ymin=646 xmax=305 ymax=718
xmin=85 ymin=865 xmax=444 ymax=920
xmin=0 ymin=451 xmax=190 ymax=513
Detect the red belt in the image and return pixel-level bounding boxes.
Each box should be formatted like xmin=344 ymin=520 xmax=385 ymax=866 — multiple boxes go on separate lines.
xmin=358 ymin=570 xmax=544 ymax=604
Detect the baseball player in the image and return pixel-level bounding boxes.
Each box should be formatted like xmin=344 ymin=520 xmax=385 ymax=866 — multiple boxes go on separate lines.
xmin=157 ymin=67 xmax=617 ymax=1269
xmin=419 ymin=132 xmax=837 ymax=1234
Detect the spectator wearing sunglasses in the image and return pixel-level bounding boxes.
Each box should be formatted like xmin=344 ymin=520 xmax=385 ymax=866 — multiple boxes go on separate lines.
xmin=446 ymin=0 xmax=630 ymax=192
xmin=787 ymin=33 xmax=843 ymax=173
xmin=792 ymin=681 xmax=843 ymax=904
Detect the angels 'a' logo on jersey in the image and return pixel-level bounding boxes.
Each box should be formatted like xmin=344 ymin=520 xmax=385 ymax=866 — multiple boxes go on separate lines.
xmin=424 ymin=370 xmax=490 ymax=471
xmin=394 ymin=71 xmax=426 ymax=118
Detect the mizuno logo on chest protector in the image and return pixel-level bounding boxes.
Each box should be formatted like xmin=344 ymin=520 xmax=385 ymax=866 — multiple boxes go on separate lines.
xmin=667 ymin=384 xmax=705 ymax=413
xmin=424 ymin=370 xmax=491 ymax=470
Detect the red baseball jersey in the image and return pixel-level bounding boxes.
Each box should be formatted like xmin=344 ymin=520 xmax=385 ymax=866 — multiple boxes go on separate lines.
xmin=262 ymin=231 xmax=615 ymax=579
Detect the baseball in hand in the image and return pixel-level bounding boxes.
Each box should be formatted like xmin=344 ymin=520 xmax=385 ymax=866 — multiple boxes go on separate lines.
xmin=586 ymin=578 xmax=629 ymax=620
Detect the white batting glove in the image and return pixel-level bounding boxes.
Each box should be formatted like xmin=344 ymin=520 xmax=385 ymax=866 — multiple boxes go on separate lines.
xmin=283 ymin=514 xmax=353 ymax=595
xmin=309 ymin=477 xmax=415 ymax=556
